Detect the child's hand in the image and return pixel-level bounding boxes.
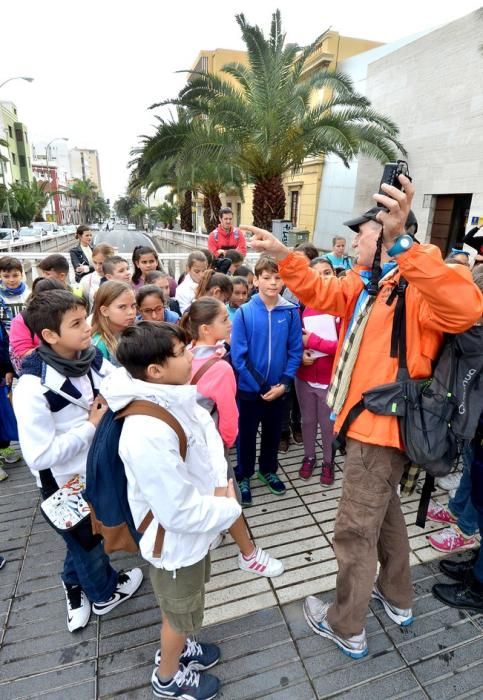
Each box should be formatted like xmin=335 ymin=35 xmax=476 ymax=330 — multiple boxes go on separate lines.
xmin=302 ymin=350 xmax=315 ymax=366
xmin=302 ymin=330 xmax=310 ymax=347
xmin=88 ymin=401 xmax=108 ymax=427
xmin=226 ymin=479 xmax=238 ymax=500
xmin=261 ymin=384 xmax=286 ymax=401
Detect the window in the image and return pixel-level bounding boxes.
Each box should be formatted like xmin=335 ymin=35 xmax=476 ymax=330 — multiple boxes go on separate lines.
xmin=15 ymin=129 xmax=23 ymax=142
xmin=11 ymin=153 xmax=16 ymax=165
xmin=19 ymin=155 xmax=26 ymax=167
xmin=290 ymin=190 xmax=299 ymax=226
xmin=8 ymin=125 xmax=12 ymax=138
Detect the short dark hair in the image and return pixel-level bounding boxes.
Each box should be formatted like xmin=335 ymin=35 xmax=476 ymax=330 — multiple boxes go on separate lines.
xmin=145 ymin=270 xmax=168 ymax=284
xmin=254 ymin=256 xmax=278 ymax=276
xmin=224 ymin=250 xmax=244 ymax=264
xmin=332 ymin=236 xmax=346 ymax=246
xmin=31 ymin=277 xmax=66 ymax=295
xmin=231 ymin=275 xmax=248 ymax=289
xmin=25 ymin=290 xmax=87 ymax=342
xmin=310 ymin=256 xmax=334 ymax=270
xmin=117 ymin=322 xmax=187 ymax=379
xmin=295 ymin=242 xmax=319 ymax=261
xmin=136 ymin=285 xmax=165 ymax=307
xmin=472 ymin=267 xmax=483 ymax=293
xmin=236 ymin=265 xmax=254 ymax=278
xmin=103 ymin=255 xmax=127 ymax=275
xmin=0 ymin=256 xmax=23 ymax=273
xmin=76 ymin=225 xmax=91 ymax=238
xmin=38 ymin=254 xmax=69 ymax=274
xmin=219 ymin=207 xmax=233 ymax=218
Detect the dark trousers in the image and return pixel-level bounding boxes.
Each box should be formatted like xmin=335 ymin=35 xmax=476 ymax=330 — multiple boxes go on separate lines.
xmin=281 ymin=384 xmax=301 ymax=435
xmin=236 ymin=395 xmax=286 ymax=480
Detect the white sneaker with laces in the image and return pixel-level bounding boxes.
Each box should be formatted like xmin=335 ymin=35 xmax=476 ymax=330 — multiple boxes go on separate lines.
xmin=371 ymin=584 xmax=413 ymax=626
xmin=62 ymin=581 xmax=91 ymax=632
xmin=303 ymin=595 xmax=368 ymax=659
xmin=238 ymin=546 xmax=284 ymax=577
xmin=92 ymin=567 xmax=143 ymax=616
xmin=436 ymin=472 xmax=462 ymax=492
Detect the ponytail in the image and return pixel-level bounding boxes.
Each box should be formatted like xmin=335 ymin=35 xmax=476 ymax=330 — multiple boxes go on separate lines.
xmin=180 ymin=297 xmax=225 ymax=342
xmin=195 ymin=270 xmax=233 ymax=300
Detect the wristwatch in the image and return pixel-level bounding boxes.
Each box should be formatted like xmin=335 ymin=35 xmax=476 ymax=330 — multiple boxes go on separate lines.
xmin=387 ymin=234 xmax=414 ymax=257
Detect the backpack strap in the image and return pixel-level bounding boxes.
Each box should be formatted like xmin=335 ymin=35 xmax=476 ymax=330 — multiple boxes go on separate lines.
xmin=190 ymin=357 xmax=221 ymax=385
xmin=117 ymin=400 xmax=187 ymax=460
xmin=116 ymin=400 xmax=188 ymax=558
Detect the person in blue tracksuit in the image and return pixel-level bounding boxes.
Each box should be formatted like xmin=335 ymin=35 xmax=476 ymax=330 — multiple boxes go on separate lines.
xmin=231 ymin=256 xmax=303 ymax=506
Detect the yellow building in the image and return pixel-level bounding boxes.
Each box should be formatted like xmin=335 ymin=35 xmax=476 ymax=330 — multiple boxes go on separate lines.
xmin=189 ymin=35 xmax=382 ymax=233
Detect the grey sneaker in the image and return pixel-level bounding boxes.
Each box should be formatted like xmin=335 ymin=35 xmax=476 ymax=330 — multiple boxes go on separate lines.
xmin=303 ymin=595 xmax=368 ymax=659
xmin=371 ymin=584 xmax=413 ymax=626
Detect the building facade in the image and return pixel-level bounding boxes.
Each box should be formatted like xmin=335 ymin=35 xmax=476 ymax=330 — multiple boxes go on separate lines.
xmin=0 ymin=101 xmax=33 ymax=184
xmin=69 ymin=148 xmax=103 ymax=194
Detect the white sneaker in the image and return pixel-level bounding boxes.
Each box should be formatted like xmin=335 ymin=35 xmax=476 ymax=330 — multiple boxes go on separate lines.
xmin=92 ymin=567 xmax=143 ymax=616
xmin=238 ymin=546 xmax=284 ymax=577
xmin=303 ymin=596 xmax=368 ymax=659
xmin=437 ymin=472 xmax=462 ymax=492
xmin=371 ymin=584 xmax=413 ymax=626
xmin=62 ymin=581 xmax=91 ymax=632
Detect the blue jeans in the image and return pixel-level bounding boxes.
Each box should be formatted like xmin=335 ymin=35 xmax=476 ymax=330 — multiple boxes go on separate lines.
xmin=448 ymin=443 xmax=478 ymax=537
xmin=60 ymin=527 xmax=118 ymax=604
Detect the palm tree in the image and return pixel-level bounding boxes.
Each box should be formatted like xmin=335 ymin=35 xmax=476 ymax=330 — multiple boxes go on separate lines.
xmin=130 ymin=111 xmax=244 ymax=233
xmin=157 ymin=11 xmax=406 ymax=230
xmin=3 ymin=180 xmax=50 ymax=227
xmin=67 ymin=179 xmax=98 ymax=222
xmin=114 ymin=194 xmax=142 ymax=223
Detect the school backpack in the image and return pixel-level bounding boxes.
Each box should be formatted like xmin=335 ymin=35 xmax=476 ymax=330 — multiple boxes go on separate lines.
xmin=84 ymin=400 xmax=187 ymax=558
xmin=212 ymin=227 xmax=240 ymax=244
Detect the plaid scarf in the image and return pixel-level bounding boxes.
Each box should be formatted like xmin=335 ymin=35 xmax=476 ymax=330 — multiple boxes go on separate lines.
xmin=327 ymin=265 xmax=399 ymax=416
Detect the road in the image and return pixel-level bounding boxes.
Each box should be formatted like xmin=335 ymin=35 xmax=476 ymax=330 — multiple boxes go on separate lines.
xmin=94 ymin=227 xmax=162 ymax=254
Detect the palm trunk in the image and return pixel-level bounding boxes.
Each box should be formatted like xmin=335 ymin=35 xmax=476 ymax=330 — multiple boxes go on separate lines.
xmin=252 ymin=175 xmax=286 ymax=231
xmin=203 ymin=192 xmax=221 ymax=233
xmin=180 ymin=190 xmax=193 ymax=232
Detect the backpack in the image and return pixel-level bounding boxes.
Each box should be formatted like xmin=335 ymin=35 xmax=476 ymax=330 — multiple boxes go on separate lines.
xmin=213 ymin=227 xmax=239 ymax=244
xmin=84 ymin=400 xmax=187 ymax=558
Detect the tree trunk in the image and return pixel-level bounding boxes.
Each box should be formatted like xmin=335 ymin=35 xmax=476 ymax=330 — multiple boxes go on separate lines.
xmin=180 ymin=190 xmax=193 ymax=232
xmin=252 ymin=175 xmax=286 ymax=231
xmin=203 ymin=192 xmax=221 ymax=233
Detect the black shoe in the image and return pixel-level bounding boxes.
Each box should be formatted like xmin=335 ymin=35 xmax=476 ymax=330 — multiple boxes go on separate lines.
xmin=439 ymin=551 xmax=479 ymax=582
xmin=432 ymin=576 xmax=483 ymax=612
xmin=278 ymin=434 xmax=290 ymax=453
xmin=291 ymin=426 xmax=303 ymax=445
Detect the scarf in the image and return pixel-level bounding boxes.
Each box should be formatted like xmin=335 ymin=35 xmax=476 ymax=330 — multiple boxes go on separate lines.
xmin=327 ymin=264 xmax=398 ymax=416
xmin=1 ymin=281 xmax=26 ymax=297
xmin=38 ymin=344 xmax=97 ymax=378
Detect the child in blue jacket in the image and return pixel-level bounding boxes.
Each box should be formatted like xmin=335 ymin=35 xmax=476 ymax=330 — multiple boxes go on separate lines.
xmin=231 ymin=256 xmax=303 ymax=506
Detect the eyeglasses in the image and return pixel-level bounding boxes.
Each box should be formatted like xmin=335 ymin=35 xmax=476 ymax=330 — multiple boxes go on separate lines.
xmin=140 ymin=305 xmax=164 ymax=316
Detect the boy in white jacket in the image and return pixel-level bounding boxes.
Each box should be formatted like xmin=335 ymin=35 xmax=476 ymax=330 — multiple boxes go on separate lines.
xmin=101 ymin=321 xmax=241 ymax=700
xmin=13 ymin=290 xmax=143 ymax=633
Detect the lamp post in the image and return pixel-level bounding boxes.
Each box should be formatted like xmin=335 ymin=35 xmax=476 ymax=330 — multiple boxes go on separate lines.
xmin=45 ymin=137 xmax=68 ymax=223
xmin=0 ymin=76 xmax=34 ymax=90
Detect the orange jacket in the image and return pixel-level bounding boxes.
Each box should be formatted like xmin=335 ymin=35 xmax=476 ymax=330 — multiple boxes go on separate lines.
xmin=279 ymin=244 xmax=483 ymax=449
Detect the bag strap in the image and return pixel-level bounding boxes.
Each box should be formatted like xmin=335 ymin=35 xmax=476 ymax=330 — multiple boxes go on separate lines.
xmin=239 ymin=306 xmax=269 ymax=391
xmin=190 ymin=357 xmax=221 ymax=386
xmin=416 ymin=473 xmax=434 ymax=528
xmin=117 ymin=399 xmax=187 ymax=460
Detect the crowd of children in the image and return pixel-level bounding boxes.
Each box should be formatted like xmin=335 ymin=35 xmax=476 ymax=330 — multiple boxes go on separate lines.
xmin=4 ymin=212 xmax=483 ymax=699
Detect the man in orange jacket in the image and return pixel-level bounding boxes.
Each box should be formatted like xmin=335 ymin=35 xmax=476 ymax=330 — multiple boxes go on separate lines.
xmin=242 ymin=176 xmax=483 ymax=658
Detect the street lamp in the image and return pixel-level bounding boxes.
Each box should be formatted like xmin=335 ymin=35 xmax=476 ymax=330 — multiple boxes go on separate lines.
xmin=45 ymin=137 xmax=68 ymax=223
xmin=0 ymin=76 xmax=34 ymax=90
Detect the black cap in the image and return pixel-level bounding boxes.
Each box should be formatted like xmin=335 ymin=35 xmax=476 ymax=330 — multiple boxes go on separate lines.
xmin=343 ymin=206 xmax=384 ymax=233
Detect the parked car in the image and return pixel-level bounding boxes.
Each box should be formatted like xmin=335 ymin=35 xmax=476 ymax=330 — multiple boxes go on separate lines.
xmin=0 ymin=228 xmax=19 ymax=242
xmin=19 ymin=227 xmax=48 ymax=239
xmin=31 ymin=222 xmax=58 ymax=235
xmin=90 ymin=223 xmax=100 ymax=231
xmin=127 ymin=223 xmax=136 ymax=231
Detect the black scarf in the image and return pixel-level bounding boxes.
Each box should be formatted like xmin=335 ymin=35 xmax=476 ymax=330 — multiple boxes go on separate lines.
xmin=38 ymin=344 xmax=97 ymax=378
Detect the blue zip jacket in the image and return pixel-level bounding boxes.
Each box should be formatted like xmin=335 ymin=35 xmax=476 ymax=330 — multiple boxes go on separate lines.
xmin=231 ymin=294 xmax=303 ymax=395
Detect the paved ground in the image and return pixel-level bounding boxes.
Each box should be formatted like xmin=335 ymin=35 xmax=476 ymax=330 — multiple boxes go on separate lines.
xmin=1 ymin=440 xmax=482 ymax=699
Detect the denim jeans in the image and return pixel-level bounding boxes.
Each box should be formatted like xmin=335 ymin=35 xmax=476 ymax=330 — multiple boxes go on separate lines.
xmin=60 ymin=528 xmax=118 ymax=604
xmin=448 ymin=443 xmax=478 ymax=537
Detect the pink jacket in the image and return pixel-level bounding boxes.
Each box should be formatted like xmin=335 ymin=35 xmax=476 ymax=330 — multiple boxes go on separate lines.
xmin=9 ymin=313 xmax=40 ymax=364
xmin=190 ymin=345 xmax=239 ymax=447
xmin=296 ymin=308 xmax=339 ymax=385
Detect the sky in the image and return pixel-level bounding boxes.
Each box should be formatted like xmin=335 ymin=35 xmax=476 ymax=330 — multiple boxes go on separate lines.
xmin=2 ymin=0 xmax=482 ymax=205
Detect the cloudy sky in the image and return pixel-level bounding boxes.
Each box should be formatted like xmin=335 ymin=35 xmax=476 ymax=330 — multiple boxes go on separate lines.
xmin=2 ymin=0 xmax=481 ymax=204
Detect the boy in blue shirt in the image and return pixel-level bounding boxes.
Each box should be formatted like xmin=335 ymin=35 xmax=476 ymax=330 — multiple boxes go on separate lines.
xmin=231 ymin=256 xmax=303 ymax=506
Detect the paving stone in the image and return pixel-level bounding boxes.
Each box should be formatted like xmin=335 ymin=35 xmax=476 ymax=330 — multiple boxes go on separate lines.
xmin=0 ymin=664 xmax=96 ymax=700
xmin=97 ymin=659 xmax=154 ymax=697
xmin=311 ymin=649 xmax=405 ymax=697
xmin=325 ymin=669 xmax=422 ymax=699
xmin=220 ymin=659 xmax=309 ymax=699
xmin=204 ymin=590 xmax=278 ymax=626
xmin=422 ymin=659 xmax=483 ymax=700
xmin=411 ymin=637 xmax=483 ymax=684
xmin=0 ymin=642 xmax=97 ymax=683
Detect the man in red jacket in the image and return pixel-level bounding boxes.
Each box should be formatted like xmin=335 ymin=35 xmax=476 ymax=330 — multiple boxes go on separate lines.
xmin=208 ymin=207 xmax=247 ymax=258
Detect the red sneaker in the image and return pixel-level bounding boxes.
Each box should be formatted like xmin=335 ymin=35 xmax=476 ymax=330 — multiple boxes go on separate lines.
xmin=427 ymin=500 xmax=457 ymax=525
xmin=320 ymin=463 xmax=335 ymax=486
xmin=299 ymin=457 xmax=316 ymax=480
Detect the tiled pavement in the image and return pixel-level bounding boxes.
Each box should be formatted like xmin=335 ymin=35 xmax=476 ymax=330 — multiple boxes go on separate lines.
xmin=1 ymin=441 xmax=482 ymax=699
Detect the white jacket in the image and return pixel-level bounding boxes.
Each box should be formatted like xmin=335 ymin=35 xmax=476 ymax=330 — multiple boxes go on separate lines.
xmin=175 ymin=274 xmax=198 ymax=314
xmin=100 ymin=367 xmax=241 ymax=571
xmin=12 ymin=350 xmax=113 ymax=488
